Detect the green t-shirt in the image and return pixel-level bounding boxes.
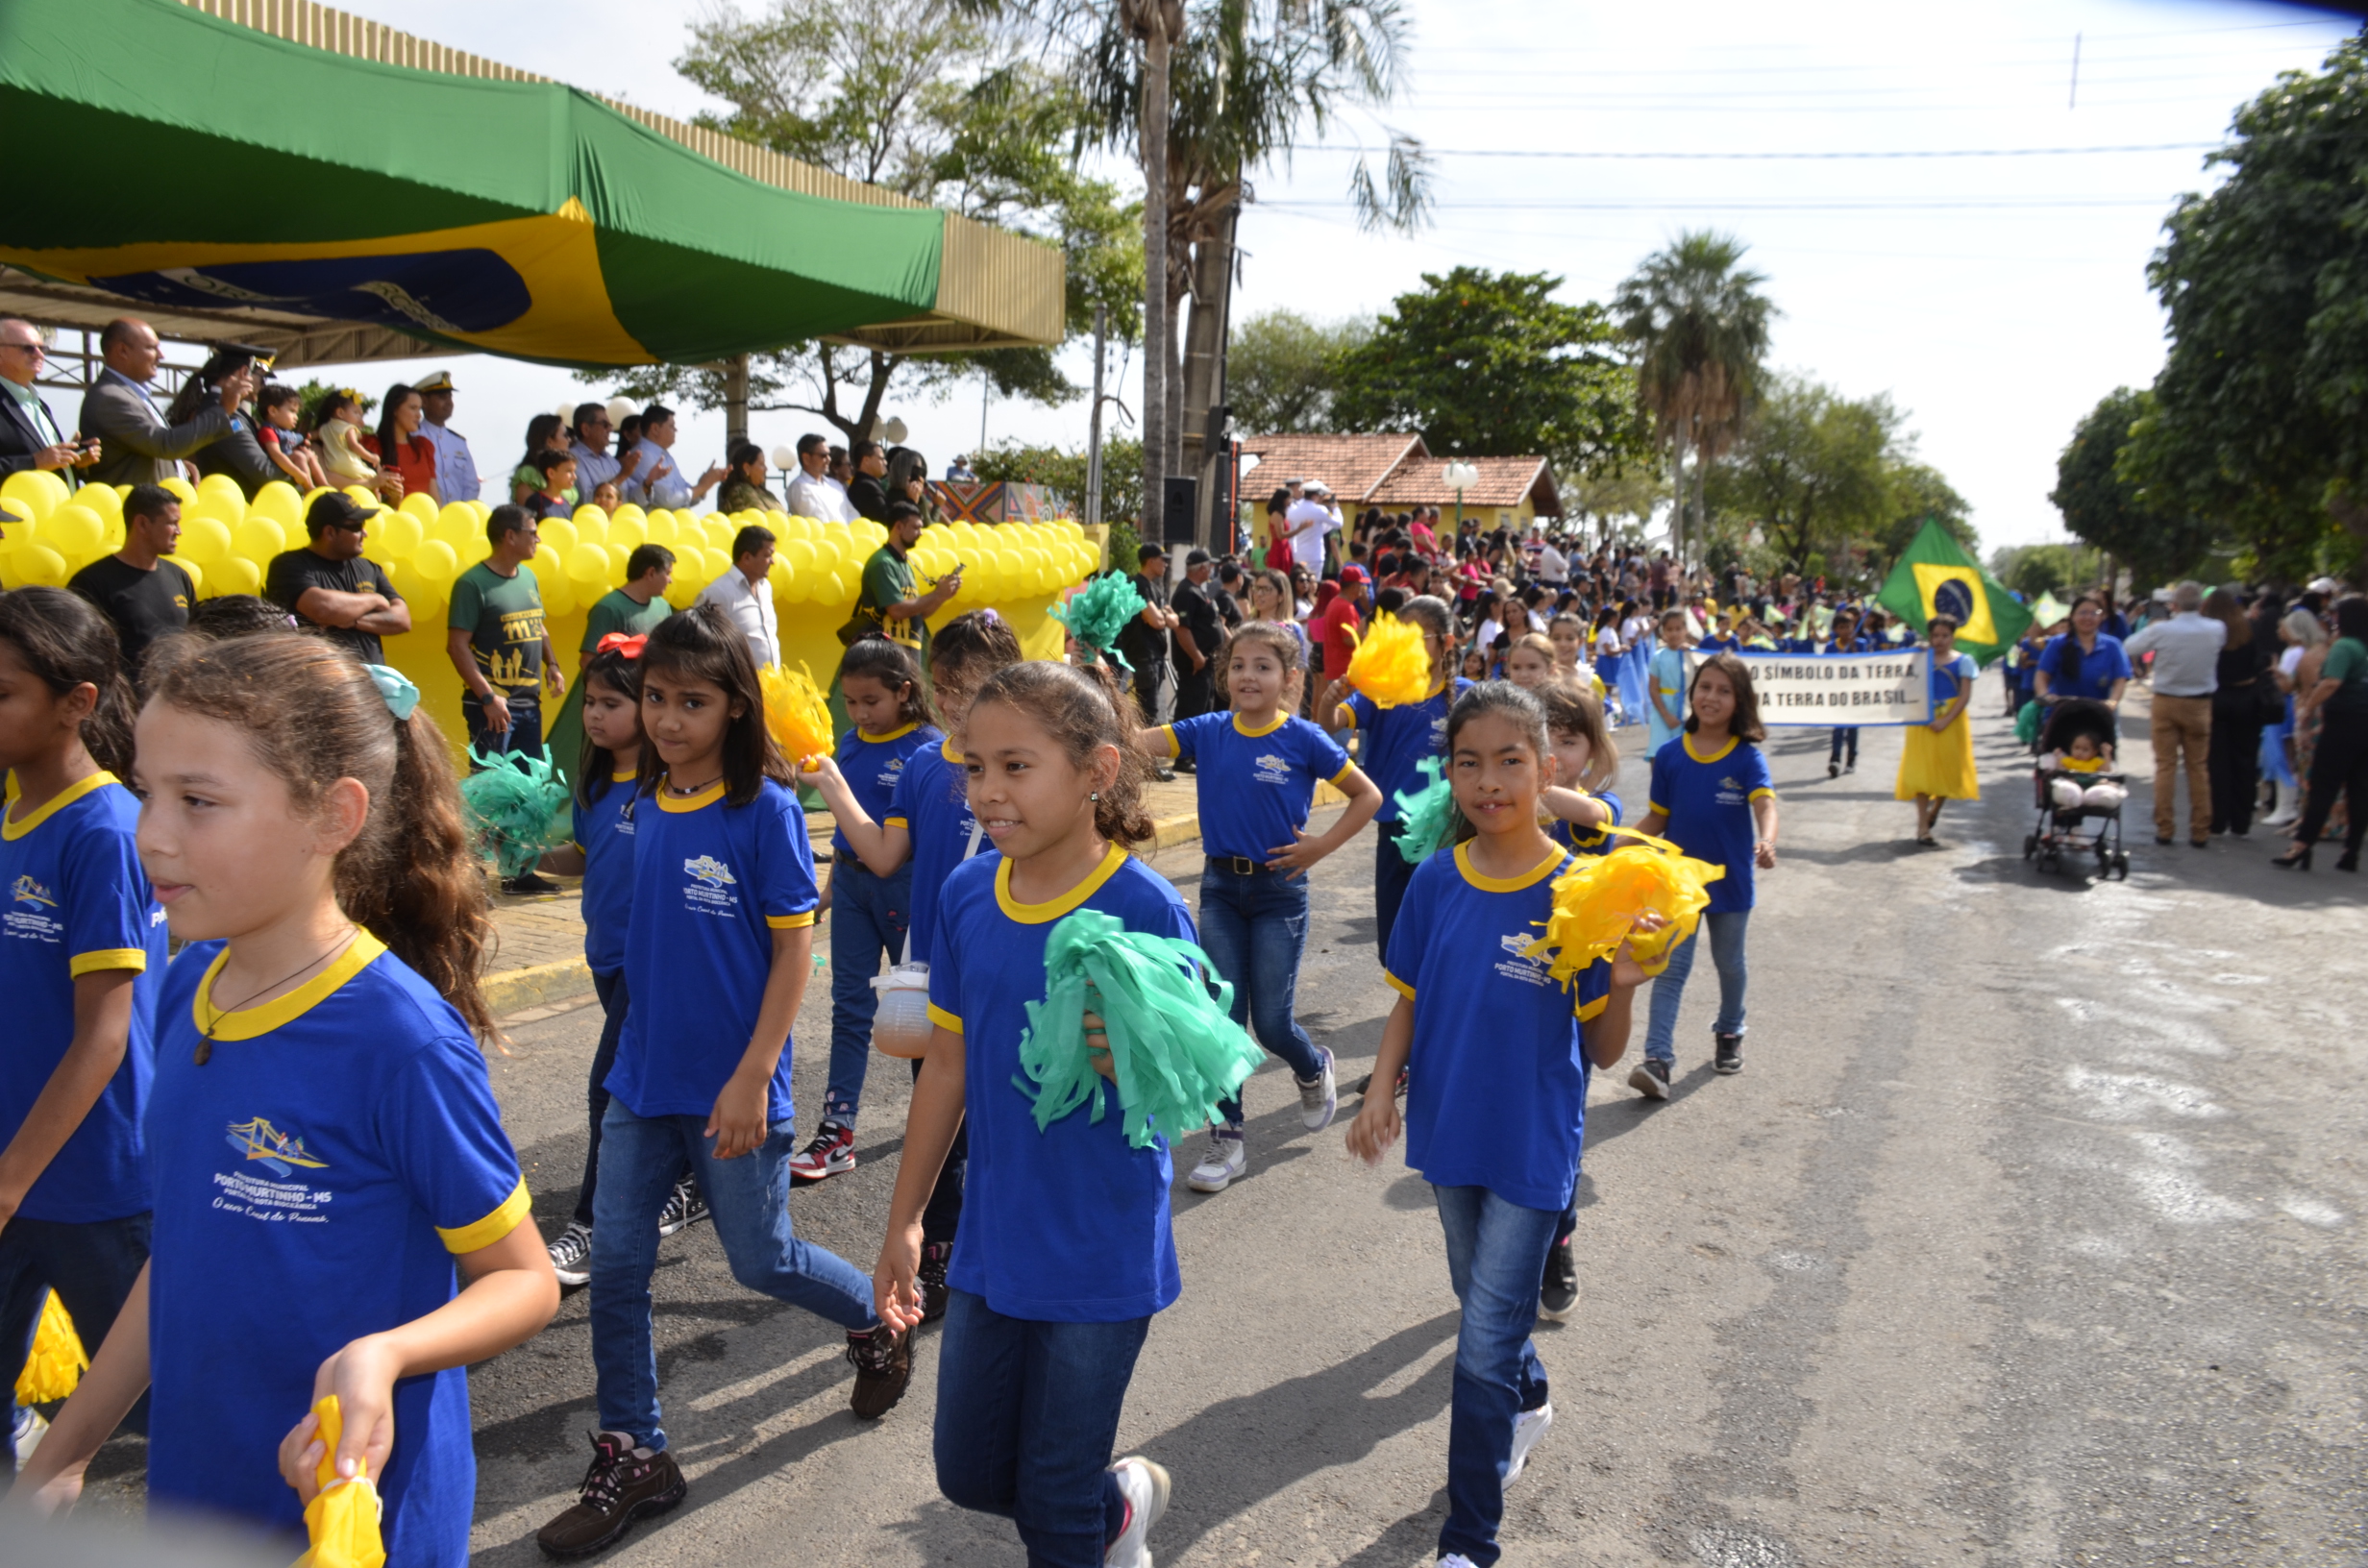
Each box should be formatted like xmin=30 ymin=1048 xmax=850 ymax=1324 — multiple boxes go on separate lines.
xmin=449 ymin=561 xmax=547 ymax=694
xmin=857 ymin=543 xmax=927 ymax=655
xmin=2324 ymin=636 xmax=2368 ymax=714
xmin=511 ymin=463 xmax=577 ymax=506
xmin=581 ymin=587 xmax=673 ymax=652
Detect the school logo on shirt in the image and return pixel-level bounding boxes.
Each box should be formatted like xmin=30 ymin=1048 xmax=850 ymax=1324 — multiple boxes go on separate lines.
xmin=1717 ymin=774 xmax=1748 ymax=807
xmin=10 ymin=874 xmax=57 ymax=908
xmin=682 ymin=853 xmax=742 ymax=915
xmin=1493 ymin=933 xmax=1553 ymax=989
xmin=684 ymin=854 xmax=736 ymax=889
xmin=6 ymin=874 xmax=63 ymax=942
xmin=1253 ymin=752 xmax=1293 ymax=786
xmin=227 ymin=1116 xmax=329 ymax=1175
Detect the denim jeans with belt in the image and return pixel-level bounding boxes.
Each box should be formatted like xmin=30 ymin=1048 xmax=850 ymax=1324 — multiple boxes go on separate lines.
xmin=825 ymin=860 xmax=913 ymax=1127
xmin=589 ymin=1103 xmax=876 ymax=1451
xmin=0 ymin=1212 xmax=152 ymax=1459
xmin=1196 ymin=862 xmax=1325 ymax=1125
xmin=933 ymin=1288 xmax=1145 ymax=1568
xmin=462 ymin=691 xmax=543 ymax=764
xmin=1432 ymin=1184 xmax=1559 ymax=1568
xmin=1643 ymin=909 xmax=1750 ymax=1064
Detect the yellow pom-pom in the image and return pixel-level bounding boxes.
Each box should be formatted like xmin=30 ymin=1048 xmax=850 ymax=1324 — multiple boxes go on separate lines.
xmin=294 ymin=1393 xmax=387 ymax=1568
xmin=759 ymin=662 xmax=835 ymax=768
xmin=13 ymin=1289 xmax=87 ymax=1404
xmin=1341 ymin=614 xmax=1434 ymax=707
xmin=1522 ymin=829 xmax=1725 ymax=982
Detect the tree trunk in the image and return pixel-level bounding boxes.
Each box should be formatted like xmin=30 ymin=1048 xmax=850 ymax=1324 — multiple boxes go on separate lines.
xmin=1670 ymin=424 xmax=1690 ymax=568
xmin=1179 ymin=193 xmax=1239 ymax=551
xmin=1690 ymin=422 xmax=1709 ymax=577
xmin=1164 ymin=286 xmax=1186 ymax=494
xmin=723 ymin=354 xmax=750 ymax=446
xmin=1138 ymin=20 xmax=1171 ymax=540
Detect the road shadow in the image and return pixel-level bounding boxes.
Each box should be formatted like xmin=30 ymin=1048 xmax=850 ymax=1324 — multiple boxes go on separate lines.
xmin=1580 ymin=1063 xmax=1722 ymax=1154
xmin=1335 ymin=1489 xmax=1453 ymax=1566
xmin=1780 ymin=840 xmax=1928 ymax=867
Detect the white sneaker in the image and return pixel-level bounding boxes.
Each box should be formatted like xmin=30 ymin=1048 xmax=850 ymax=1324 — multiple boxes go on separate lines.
xmin=1439 ymin=1556 xmax=1481 ymax=1567
xmin=1296 ymin=1047 xmax=1338 ymax=1132
xmin=1186 ymin=1127 xmax=1246 ymax=1193
xmin=1505 ymin=1400 xmax=1553 ymax=1484
xmin=12 ymin=1403 xmax=49 ymax=1467
xmin=1103 ymin=1454 xmax=1171 ymax=1568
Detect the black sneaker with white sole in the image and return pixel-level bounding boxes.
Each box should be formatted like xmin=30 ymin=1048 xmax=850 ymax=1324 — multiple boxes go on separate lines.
xmin=547 ymin=1220 xmax=592 ymax=1289
xmin=918 ymin=1240 xmax=952 ymax=1323
xmin=1629 ymin=1058 xmax=1671 ymax=1100
xmin=656 ymin=1176 xmax=707 ymax=1238
xmin=1539 ymin=1235 xmax=1578 ymax=1320
xmin=1714 ymin=1033 xmax=1743 ymax=1074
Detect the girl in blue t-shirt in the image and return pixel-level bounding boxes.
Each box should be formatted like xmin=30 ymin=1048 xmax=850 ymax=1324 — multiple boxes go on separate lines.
xmin=0 ymin=590 xmax=158 ymax=1473
xmin=21 ymin=632 xmax=557 ymax=1566
xmin=876 ymin=659 xmax=1189 ymax=1568
xmin=1346 ymin=681 xmax=1651 ymax=1568
xmin=1824 ymin=606 xmax=1867 ymax=776
xmin=806 ymin=610 xmax=1022 ymax=1322
xmin=532 ymin=635 xmax=693 ymax=1289
xmin=1321 ymin=595 xmax=1471 ymax=961
xmin=1633 ymin=651 xmax=1780 ymax=1095
xmin=789 ymin=638 xmax=939 ymax=1185
xmin=1137 ymin=620 xmax=1382 ymax=1194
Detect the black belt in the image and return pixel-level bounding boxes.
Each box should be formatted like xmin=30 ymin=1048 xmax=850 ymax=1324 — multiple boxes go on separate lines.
xmin=1207 ymin=854 xmax=1273 ymax=876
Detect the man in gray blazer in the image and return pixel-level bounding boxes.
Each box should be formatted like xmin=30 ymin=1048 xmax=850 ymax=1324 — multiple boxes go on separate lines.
xmin=77 ymin=317 xmax=249 ymax=487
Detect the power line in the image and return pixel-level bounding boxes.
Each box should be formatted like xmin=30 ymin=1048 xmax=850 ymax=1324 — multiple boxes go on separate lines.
xmin=1259 ymin=197 xmax=2172 ymax=212
xmin=1298 ymin=142 xmax=2215 ymax=160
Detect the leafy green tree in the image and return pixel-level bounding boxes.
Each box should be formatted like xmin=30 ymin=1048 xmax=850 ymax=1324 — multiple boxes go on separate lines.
xmin=970 ymin=437 xmax=1145 ymax=532
xmin=2053 ymin=387 xmax=2215 ymax=587
xmin=1990 ymin=543 xmax=2101 ymax=600
xmin=1706 ymin=376 xmax=1901 ymax=576
xmin=2131 ymin=33 xmax=2368 ymax=577
xmin=1226 ymin=309 xmax=1370 ymax=434
xmin=1878 ymin=461 xmax=1976 ymax=571
xmin=1330 ymin=267 xmax=1641 ymax=479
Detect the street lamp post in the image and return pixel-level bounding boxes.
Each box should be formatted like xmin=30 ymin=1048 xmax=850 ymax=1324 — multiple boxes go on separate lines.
xmin=1443 ymin=459 xmax=1478 ymax=533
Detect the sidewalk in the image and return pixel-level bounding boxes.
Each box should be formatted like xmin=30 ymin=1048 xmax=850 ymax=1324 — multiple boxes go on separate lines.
xmin=480 ymin=768 xmax=1309 ymax=1016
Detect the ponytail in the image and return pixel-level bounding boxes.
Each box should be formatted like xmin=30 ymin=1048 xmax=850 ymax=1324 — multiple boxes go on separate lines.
xmin=0 ymin=588 xmax=136 ymax=776
xmin=350 ymin=707 xmax=495 ymax=1038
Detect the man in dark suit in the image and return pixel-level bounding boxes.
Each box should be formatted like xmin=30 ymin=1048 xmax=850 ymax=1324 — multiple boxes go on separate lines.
xmin=77 ymin=317 xmax=248 ymax=487
xmin=0 ymin=318 xmax=94 ymax=484
xmin=846 ymin=438 xmax=890 ymax=521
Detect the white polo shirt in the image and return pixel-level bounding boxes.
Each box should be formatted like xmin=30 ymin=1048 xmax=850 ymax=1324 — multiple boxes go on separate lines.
xmin=696 ymin=567 xmax=779 ymax=669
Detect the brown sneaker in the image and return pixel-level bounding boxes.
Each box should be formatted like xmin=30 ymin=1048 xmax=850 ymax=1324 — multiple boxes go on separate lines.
xmin=847 ymin=1322 xmax=912 ymax=1419
xmin=536 ymin=1431 xmax=686 ymax=1558
xmin=918 ymin=1240 xmax=953 ymax=1324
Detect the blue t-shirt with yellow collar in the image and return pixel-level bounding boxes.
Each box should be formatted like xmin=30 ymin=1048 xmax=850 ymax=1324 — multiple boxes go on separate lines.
xmin=834 ymin=722 xmax=939 ymax=861
xmin=927 ymin=846 xmax=1193 ymax=1321
xmin=1549 ymin=788 xmax=1624 ymax=857
xmin=572 ymin=771 xmax=639 ymax=975
xmin=1345 ymin=678 xmax=1472 ymax=823
xmin=1 ymin=771 xmax=164 ymax=1222
xmin=148 ymin=933 xmax=527 ymax=1564
xmin=1382 ymin=842 xmax=1611 ymax=1211
xmin=1648 ymin=733 xmax=1774 ymax=914
xmin=886 ymin=734 xmax=994 ymax=963
xmin=1159 ymin=710 xmax=1353 ymax=862
xmin=610 ymin=777 xmax=818 ymax=1123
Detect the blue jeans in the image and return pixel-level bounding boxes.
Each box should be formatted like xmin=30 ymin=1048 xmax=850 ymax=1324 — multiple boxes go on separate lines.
xmin=933 ymin=1289 xmax=1144 ymax=1568
xmin=588 ymin=1102 xmax=876 ymax=1451
xmin=825 ymin=860 xmax=913 ymax=1127
xmin=572 ymin=968 xmax=691 ymax=1228
xmin=1374 ymin=829 xmax=1418 ymax=964
xmin=1431 ymin=1185 xmax=1558 ymax=1567
xmin=1830 ymin=725 xmax=1859 ymax=765
xmin=0 ymin=1212 xmax=152 ymax=1458
xmin=462 ymin=691 xmax=544 ymax=763
xmin=1644 ymin=909 xmax=1750 ymax=1064
xmin=1196 ymin=865 xmax=1324 ymax=1125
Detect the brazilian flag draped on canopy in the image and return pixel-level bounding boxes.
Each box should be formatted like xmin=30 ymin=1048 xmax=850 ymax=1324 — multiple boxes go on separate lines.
xmin=0 ymin=0 xmax=978 ymax=367
xmin=1875 ymin=519 xmax=2031 ymax=667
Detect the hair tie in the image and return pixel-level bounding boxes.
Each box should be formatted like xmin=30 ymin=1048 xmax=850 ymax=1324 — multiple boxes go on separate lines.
xmin=595 ymin=633 xmax=648 ymax=658
xmin=363 ymin=664 xmax=418 ymax=722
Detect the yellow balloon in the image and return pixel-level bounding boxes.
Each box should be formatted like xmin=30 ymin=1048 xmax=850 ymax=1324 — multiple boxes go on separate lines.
xmin=1 ymin=470 xmax=61 ymax=525
xmin=160 ymin=477 xmax=198 ymax=504
xmin=782 ymin=538 xmax=818 ymax=575
xmin=606 ymin=543 xmax=635 ymax=579
xmin=179 ymin=515 xmax=232 ymax=564
xmin=16 ymin=544 xmax=67 ymax=586
xmin=76 ymin=481 xmax=121 ymax=520
xmin=430 ymin=509 xmax=476 ymax=551
xmin=44 ymin=505 xmax=103 ymax=557
xmin=374 ymin=509 xmax=423 ymax=560
xmin=769 ymin=559 xmax=805 ymax=606
xmin=539 ymin=517 xmax=578 ymax=555
xmin=175 ymin=556 xmax=203 ymax=596
xmin=390 ymin=559 xmax=440 ymax=614
xmin=644 ymin=511 xmax=678 ymax=548
xmin=194 ymin=473 xmax=246 ymax=514
xmin=817 ymin=569 xmax=849 ymax=604
xmin=542 ymin=572 xmax=577 ymax=619
xmin=99 ymin=516 xmax=126 ymax=554
xmin=609 ymin=502 xmax=647 ymax=528
xmin=565 ymin=542 xmax=610 ymax=587
xmin=249 ymin=482 xmax=301 ymax=528
xmin=206 ymin=555 xmax=262 ymax=599
xmin=412 ymin=539 xmax=459 ymax=585
xmin=459 ymin=534 xmax=494 ymax=569
xmin=232 ymin=516 xmax=286 ymax=562
xmin=609 ymin=514 xmax=648 ymax=550
xmin=662 ymin=571 xmax=701 ymax=610
xmin=575 ymin=513 xmax=611 ymax=550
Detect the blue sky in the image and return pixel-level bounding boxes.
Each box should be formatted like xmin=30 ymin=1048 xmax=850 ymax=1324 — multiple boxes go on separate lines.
xmin=315 ymin=0 xmax=2358 ymax=549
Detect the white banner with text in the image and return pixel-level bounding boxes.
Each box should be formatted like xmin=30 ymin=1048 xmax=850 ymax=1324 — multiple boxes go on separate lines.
xmin=1689 ymin=650 xmax=1933 ymax=726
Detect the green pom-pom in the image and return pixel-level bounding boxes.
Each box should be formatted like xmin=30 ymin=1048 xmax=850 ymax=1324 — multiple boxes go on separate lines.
xmin=460 ymin=746 xmax=574 ymax=879
xmin=1013 ymin=909 xmax=1264 ymax=1148
xmin=1392 ymin=755 xmax=1455 ymax=865
xmin=1049 ymin=575 xmax=1147 ymax=673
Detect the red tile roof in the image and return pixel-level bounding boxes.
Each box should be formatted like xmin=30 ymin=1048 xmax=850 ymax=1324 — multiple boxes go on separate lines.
xmin=1369 ymin=454 xmax=1561 ymax=516
xmin=1236 ymin=432 xmax=1428 ymax=506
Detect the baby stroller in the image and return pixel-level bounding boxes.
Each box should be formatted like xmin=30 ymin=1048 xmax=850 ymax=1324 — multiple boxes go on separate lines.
xmin=2025 ymin=698 xmax=2130 ymax=879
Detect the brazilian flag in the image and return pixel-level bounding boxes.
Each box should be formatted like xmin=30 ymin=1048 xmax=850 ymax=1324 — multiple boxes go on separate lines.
xmin=1876 ymin=520 xmax=2031 ymax=666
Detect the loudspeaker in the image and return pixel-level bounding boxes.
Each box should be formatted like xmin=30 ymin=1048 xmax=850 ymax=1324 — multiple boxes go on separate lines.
xmin=1161 ymin=477 xmax=1198 ymax=545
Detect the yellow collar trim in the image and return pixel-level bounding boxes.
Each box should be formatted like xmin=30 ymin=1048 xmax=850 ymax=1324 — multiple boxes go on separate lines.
xmin=996 ymin=842 xmax=1126 ymax=923
xmin=2 ymin=771 xmax=118 ymax=841
xmin=1232 ymin=710 xmax=1288 ymax=738
xmin=194 ymin=931 xmax=387 ymax=1042
xmin=1454 ymin=840 xmax=1566 ymax=893
xmin=611 ymin=768 xmax=636 ymax=782
xmin=941 ymin=739 xmax=965 ymax=764
xmin=1683 ymin=733 xmax=1738 ymax=765
xmin=862 ymin=722 xmax=919 ymax=744
xmin=656 ymin=778 xmax=727 ymax=813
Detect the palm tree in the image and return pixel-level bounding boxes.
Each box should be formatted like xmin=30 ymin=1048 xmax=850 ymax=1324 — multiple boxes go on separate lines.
xmin=1614 ymin=231 xmax=1777 ymax=568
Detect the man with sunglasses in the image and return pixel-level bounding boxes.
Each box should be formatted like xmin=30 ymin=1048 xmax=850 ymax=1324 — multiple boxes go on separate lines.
xmin=0 ymin=318 xmax=95 ymax=484
xmin=265 ymin=493 xmax=410 ymax=663
xmin=567 ymin=402 xmax=645 ymax=496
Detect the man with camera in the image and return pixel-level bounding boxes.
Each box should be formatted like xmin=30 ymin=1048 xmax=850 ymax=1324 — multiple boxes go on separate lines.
xmin=77 ymin=318 xmax=251 ymax=487
xmin=0 ymin=319 xmax=97 ymax=486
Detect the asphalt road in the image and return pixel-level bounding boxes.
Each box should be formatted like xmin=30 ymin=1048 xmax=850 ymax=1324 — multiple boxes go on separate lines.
xmin=68 ymin=689 xmax=2368 ymax=1567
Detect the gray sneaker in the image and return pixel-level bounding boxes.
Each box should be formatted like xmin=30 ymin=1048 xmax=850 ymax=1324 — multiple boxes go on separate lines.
xmin=1186 ymin=1126 xmax=1246 ymax=1193
xmin=1296 ymin=1047 xmax=1338 ymax=1132
xmin=1629 ymin=1058 xmax=1671 ymax=1100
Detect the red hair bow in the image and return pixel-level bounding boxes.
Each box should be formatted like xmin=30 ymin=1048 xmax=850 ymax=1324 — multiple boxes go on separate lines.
xmin=596 ymin=633 xmax=647 ymax=658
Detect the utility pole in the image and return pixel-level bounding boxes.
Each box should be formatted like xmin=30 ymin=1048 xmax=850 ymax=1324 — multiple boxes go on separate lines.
xmin=1085 ymin=303 xmax=1107 ymax=532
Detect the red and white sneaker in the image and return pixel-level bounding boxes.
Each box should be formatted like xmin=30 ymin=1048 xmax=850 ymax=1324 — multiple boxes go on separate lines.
xmin=788 ymin=1121 xmax=855 ymax=1183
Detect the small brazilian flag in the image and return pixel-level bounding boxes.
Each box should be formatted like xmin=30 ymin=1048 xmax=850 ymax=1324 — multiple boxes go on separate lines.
xmin=1875 ymin=519 xmax=2032 ymax=667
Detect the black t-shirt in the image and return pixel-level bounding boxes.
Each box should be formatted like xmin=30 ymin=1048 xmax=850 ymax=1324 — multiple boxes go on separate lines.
xmin=192 ymin=412 xmax=277 ymax=500
xmin=68 ymin=554 xmax=192 ymax=674
xmin=266 ymin=547 xmax=402 ymax=665
xmin=1118 ymin=573 xmax=1172 ymax=669
xmin=1172 ymin=576 xmax=1223 ymax=660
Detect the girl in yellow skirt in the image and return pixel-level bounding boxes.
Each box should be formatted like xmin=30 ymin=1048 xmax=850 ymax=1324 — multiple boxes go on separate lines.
xmin=1897 ymin=614 xmax=1980 ymax=845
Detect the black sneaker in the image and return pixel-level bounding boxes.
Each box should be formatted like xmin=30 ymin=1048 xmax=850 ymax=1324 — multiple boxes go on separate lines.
xmin=547 ymin=1220 xmax=592 ymax=1289
xmin=1714 ymin=1033 xmax=1743 ymax=1074
xmin=1629 ymin=1058 xmax=1671 ymax=1100
xmin=505 ymin=870 xmax=561 ymax=895
xmin=847 ymin=1323 xmax=912 ymax=1419
xmin=918 ymin=1240 xmax=952 ymax=1324
xmin=536 ymin=1431 xmax=686 ymax=1558
xmin=1539 ymin=1235 xmax=1578 ymax=1321
xmin=656 ymin=1176 xmax=707 ymax=1238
